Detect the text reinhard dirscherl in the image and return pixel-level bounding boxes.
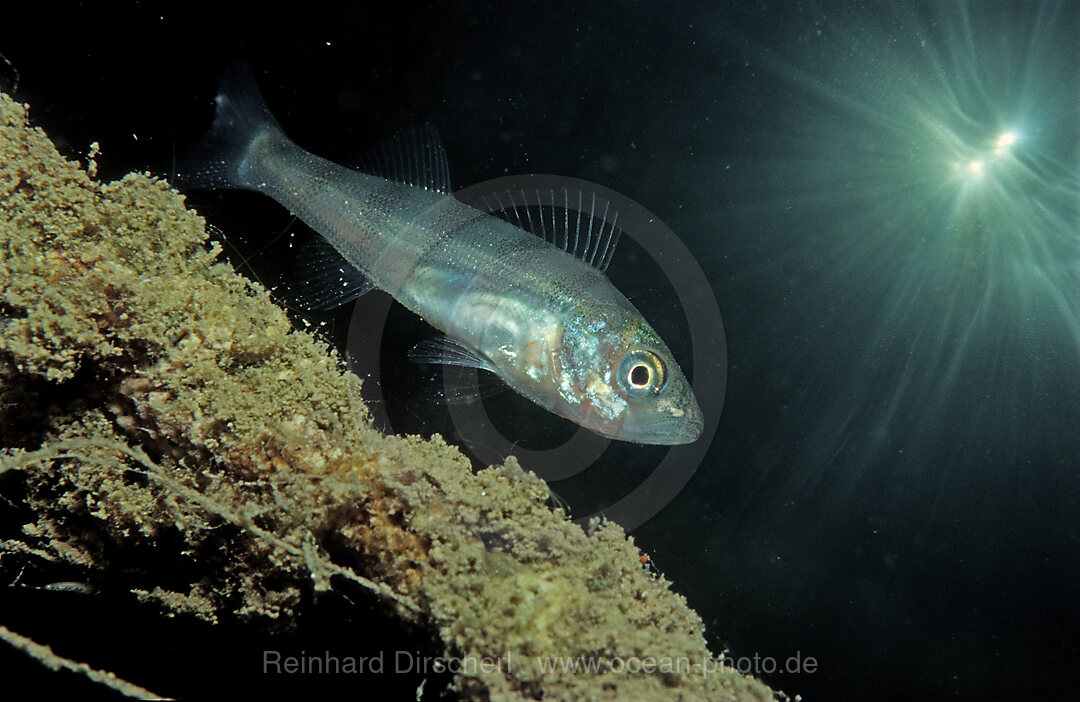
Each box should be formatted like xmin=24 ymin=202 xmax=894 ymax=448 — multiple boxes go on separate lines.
xmin=262 ymin=650 xmax=819 ymax=677
xmin=263 ymin=650 xmax=509 ymax=676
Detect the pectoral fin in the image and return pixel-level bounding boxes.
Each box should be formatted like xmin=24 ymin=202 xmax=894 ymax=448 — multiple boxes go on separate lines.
xmin=408 ymin=336 xmax=507 ymax=404
xmin=407 ymin=336 xmax=499 ymax=373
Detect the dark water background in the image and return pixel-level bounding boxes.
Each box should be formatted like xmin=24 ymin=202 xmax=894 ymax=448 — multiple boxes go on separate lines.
xmin=2 ymin=1 xmax=1078 ymax=699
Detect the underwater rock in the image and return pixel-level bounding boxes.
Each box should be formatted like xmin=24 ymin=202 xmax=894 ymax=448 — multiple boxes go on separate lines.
xmin=0 ymin=90 xmax=776 ymax=701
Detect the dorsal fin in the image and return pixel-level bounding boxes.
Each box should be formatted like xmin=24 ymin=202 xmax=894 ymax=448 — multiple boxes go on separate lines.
xmin=357 ymin=124 xmax=453 ymax=193
xmin=463 ymin=187 xmax=622 ymax=272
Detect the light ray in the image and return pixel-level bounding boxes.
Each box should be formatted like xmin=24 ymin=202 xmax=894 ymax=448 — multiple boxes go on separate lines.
xmin=711 ymin=0 xmax=1079 ymax=518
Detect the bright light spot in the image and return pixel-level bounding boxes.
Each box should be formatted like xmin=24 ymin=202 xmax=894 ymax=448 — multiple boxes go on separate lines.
xmin=994 ymin=130 xmax=1017 ymax=155
xmin=954 ymin=130 xmax=1021 ymax=180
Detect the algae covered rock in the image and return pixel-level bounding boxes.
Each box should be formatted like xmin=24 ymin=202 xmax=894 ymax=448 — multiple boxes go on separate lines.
xmin=0 ymin=90 xmax=776 ymax=701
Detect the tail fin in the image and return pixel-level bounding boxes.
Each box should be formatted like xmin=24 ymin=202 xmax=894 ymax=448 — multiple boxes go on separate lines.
xmin=174 ymin=62 xmax=284 ymax=190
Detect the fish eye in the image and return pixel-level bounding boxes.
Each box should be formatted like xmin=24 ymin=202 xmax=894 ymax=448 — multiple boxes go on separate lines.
xmin=629 ymin=364 xmax=651 ymax=387
xmin=618 ymin=350 xmax=667 ymax=401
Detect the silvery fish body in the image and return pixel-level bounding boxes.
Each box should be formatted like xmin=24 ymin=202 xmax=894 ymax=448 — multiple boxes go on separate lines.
xmin=182 ymin=65 xmax=702 ymax=445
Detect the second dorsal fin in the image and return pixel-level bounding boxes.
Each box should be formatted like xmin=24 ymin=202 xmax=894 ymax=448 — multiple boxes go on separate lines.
xmin=462 ymin=186 xmax=622 ymax=273
xmin=356 ymin=124 xmax=453 ymax=193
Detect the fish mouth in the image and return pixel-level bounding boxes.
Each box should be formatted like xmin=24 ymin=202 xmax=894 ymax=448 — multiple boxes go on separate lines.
xmin=669 ymin=413 xmax=704 ymax=445
xmin=616 ymin=403 xmax=704 ymax=445
xmin=651 ymin=391 xmax=705 ymax=445
xmin=655 ymin=411 xmax=704 ymax=445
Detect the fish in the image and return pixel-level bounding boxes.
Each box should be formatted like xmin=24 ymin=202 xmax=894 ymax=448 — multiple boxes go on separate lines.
xmin=178 ymin=64 xmax=702 ymax=445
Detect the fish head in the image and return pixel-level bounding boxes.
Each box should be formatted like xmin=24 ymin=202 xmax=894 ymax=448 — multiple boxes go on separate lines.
xmin=551 ymin=304 xmax=703 ymax=445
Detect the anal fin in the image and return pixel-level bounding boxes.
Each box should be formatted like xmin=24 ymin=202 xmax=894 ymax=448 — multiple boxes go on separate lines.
xmin=284 ymin=233 xmax=374 ymax=311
